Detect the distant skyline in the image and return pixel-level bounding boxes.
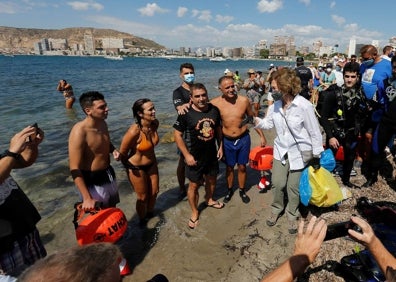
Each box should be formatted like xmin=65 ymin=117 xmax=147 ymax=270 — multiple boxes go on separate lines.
xmin=1 ymin=0 xmax=394 ymax=52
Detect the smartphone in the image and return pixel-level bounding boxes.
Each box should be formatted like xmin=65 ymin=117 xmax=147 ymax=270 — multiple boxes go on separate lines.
xmin=28 ymin=123 xmax=39 ymax=142
xmin=324 ymin=220 xmax=362 ymax=241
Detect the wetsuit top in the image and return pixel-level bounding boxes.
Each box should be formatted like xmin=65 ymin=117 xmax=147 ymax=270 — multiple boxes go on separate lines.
xmin=136 ymin=131 xmax=153 ymax=152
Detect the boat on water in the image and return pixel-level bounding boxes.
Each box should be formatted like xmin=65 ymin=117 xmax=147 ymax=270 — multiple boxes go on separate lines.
xmin=104 ymin=55 xmax=123 ymax=61
xmin=210 ymin=57 xmax=226 ymax=62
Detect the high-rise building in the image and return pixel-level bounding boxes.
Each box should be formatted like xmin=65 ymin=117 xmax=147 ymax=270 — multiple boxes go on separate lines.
xmin=348 ymin=38 xmax=356 ymax=58
xmin=84 ymin=34 xmax=94 ymax=54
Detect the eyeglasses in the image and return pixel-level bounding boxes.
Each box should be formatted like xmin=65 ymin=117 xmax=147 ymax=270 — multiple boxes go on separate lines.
xmin=224 ymin=85 xmax=236 ymax=89
xmin=344 ymin=75 xmax=357 ymax=78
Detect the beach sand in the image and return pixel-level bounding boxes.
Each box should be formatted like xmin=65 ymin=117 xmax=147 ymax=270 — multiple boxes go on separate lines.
xmin=37 ymin=125 xmax=396 ymax=282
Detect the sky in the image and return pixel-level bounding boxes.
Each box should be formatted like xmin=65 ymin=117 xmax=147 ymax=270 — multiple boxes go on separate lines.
xmin=0 ymin=0 xmax=394 ymax=52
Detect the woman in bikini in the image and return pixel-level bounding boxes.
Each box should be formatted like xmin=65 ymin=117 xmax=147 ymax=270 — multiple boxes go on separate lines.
xmin=57 ymin=79 xmax=75 ymax=109
xmin=119 ymin=98 xmax=159 ymax=226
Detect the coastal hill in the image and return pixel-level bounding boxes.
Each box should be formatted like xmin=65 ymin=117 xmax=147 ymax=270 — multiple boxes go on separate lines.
xmin=0 ymin=26 xmax=165 ymax=52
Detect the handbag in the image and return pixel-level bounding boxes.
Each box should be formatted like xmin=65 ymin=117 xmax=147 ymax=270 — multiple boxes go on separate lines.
xmin=73 ymin=202 xmax=128 ymax=246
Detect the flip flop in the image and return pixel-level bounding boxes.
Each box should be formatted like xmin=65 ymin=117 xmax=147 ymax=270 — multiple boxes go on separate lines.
xmin=188 ymin=218 xmax=199 ymax=229
xmin=206 ymin=201 xmax=225 ymax=209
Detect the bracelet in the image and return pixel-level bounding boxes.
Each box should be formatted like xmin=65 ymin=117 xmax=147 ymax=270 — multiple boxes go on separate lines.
xmin=2 ymin=150 xmax=20 ymax=160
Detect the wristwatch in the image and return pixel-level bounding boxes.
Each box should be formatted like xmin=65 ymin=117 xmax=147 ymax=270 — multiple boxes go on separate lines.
xmin=0 ymin=150 xmax=20 ymax=160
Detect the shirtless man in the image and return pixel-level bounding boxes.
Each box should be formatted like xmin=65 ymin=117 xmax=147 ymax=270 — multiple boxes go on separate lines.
xmin=211 ymin=76 xmax=266 ymax=204
xmin=68 ymin=91 xmax=120 ymax=210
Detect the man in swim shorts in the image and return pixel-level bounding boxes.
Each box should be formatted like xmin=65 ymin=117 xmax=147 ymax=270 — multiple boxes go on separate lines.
xmin=211 ymin=76 xmax=266 ymax=204
xmin=68 ymin=91 xmax=120 ymax=210
xmin=174 ymin=83 xmax=224 ymax=229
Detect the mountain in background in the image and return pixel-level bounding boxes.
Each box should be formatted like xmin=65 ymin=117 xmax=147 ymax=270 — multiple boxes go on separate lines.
xmin=0 ymin=26 xmax=166 ymax=51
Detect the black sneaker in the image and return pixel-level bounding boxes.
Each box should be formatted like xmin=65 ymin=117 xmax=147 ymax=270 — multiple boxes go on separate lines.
xmin=223 ymin=189 xmax=234 ymax=203
xmin=239 ymin=189 xmax=250 ymax=204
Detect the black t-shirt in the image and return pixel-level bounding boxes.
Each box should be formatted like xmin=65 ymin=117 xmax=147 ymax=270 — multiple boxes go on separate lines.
xmin=172 ymin=86 xmax=190 ymax=110
xmin=173 ymin=104 xmax=220 ymax=163
xmin=295 ymin=66 xmax=312 ymax=93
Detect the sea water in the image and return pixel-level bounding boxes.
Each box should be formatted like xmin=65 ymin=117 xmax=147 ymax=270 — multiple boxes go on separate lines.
xmin=0 ymin=55 xmax=279 ymax=262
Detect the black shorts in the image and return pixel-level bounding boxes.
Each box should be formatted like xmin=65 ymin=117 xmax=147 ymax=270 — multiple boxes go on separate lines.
xmin=185 ymin=159 xmax=219 ymax=183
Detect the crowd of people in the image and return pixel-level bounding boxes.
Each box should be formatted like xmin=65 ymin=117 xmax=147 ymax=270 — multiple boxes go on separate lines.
xmin=2 ymin=44 xmax=396 ymax=281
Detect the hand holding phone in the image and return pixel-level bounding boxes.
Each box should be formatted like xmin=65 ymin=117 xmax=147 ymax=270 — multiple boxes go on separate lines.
xmin=28 ymin=123 xmax=39 ymax=142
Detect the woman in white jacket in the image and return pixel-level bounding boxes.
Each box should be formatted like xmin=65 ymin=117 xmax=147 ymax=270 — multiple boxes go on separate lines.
xmin=254 ymin=68 xmax=323 ymax=234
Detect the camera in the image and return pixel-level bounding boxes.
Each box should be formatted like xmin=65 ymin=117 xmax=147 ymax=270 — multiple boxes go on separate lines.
xmin=324 ymin=220 xmax=362 ymax=241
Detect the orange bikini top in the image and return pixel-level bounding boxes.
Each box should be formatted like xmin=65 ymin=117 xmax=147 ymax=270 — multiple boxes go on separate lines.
xmin=136 ymin=131 xmax=153 ymax=152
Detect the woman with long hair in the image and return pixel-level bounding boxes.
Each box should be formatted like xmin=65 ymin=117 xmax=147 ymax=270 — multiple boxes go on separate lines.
xmin=119 ymin=98 xmax=159 ymax=226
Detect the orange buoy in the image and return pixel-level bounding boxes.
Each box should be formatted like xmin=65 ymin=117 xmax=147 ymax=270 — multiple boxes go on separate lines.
xmin=249 ymin=146 xmax=274 ymax=171
xmin=74 ymin=204 xmax=128 ymax=246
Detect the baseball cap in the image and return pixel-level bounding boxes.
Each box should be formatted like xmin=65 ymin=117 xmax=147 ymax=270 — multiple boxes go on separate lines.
xmin=296 ymin=57 xmax=304 ymax=63
xmin=247 ymin=68 xmax=255 ymax=74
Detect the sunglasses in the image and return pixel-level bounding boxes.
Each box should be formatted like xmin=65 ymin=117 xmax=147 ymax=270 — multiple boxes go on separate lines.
xmin=344 ymin=75 xmax=357 ymax=78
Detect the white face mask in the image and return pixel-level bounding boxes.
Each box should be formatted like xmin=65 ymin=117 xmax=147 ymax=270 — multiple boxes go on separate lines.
xmin=326 ymin=68 xmax=332 ymax=72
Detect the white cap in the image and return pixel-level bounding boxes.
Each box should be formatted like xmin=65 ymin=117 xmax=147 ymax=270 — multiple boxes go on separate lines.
xmin=270 ymin=63 xmax=274 ymax=66
xmin=224 ymin=68 xmax=230 ymax=74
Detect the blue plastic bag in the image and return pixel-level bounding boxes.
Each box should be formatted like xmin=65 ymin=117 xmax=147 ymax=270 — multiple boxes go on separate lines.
xmin=299 ymin=167 xmax=311 ymax=206
xmin=320 ymin=148 xmax=336 ymax=172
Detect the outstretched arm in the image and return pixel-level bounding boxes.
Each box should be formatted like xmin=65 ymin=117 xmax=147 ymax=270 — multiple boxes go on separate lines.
xmin=261 ymin=216 xmax=327 ymax=282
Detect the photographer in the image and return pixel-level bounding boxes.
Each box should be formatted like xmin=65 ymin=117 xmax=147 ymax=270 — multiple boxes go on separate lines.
xmin=348 ymin=216 xmax=396 ymax=278
xmin=261 ymin=216 xmax=396 ymax=282
xmin=0 ymin=125 xmax=47 ymax=276
xmin=319 ymin=62 xmax=370 ymax=188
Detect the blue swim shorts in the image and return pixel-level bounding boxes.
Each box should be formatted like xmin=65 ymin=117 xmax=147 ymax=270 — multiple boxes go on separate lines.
xmin=223 ymin=131 xmax=251 ymax=167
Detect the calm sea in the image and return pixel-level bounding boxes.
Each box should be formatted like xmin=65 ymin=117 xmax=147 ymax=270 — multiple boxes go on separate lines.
xmin=0 ymin=55 xmax=280 ymax=249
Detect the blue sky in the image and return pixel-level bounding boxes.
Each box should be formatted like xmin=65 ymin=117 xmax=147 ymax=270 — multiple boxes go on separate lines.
xmin=0 ymin=0 xmax=394 ymax=52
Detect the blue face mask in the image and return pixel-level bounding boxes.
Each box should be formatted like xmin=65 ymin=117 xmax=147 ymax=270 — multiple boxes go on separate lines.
xmin=272 ymin=91 xmax=282 ymax=101
xmin=362 ymin=59 xmax=374 ymax=67
xmin=184 ymin=74 xmax=195 ymax=84
xmin=335 ymin=66 xmax=341 ymax=72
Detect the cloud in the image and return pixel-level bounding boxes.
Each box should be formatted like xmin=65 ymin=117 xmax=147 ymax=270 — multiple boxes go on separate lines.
xmin=191 ymin=9 xmax=212 ymax=22
xmin=331 ymin=14 xmax=345 ymax=26
xmin=215 ymin=15 xmax=234 ymax=24
xmin=0 ymin=1 xmax=19 ymax=14
xmin=330 ymin=1 xmax=336 ymax=9
xmin=177 ymin=6 xmax=188 ymax=17
xmin=257 ymin=0 xmax=283 ymax=13
xmin=299 ymin=0 xmax=310 ymax=5
xmin=138 ymin=3 xmax=169 ymax=17
xmin=87 ymin=15 xmax=165 ymax=36
xmin=67 ymin=1 xmax=103 ymax=11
